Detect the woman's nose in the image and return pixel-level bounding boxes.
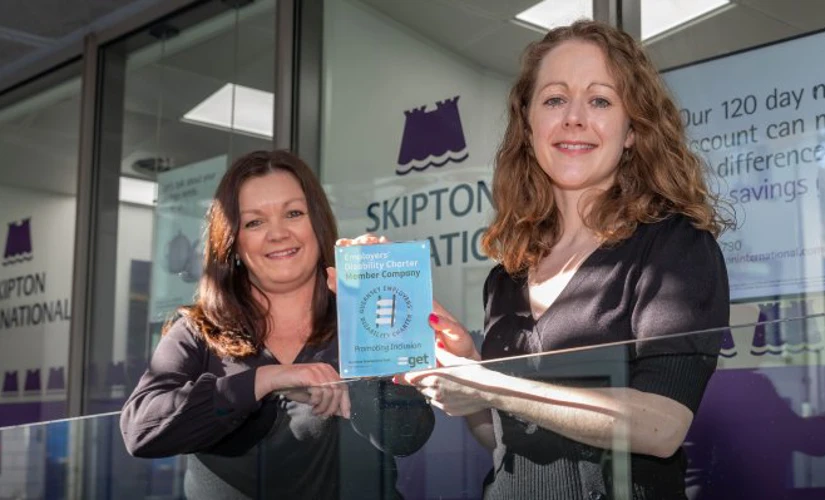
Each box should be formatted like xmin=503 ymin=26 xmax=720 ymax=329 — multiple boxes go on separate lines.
xmin=563 ymin=100 xmax=585 ymax=129
xmin=265 ymin=221 xmax=289 ymax=241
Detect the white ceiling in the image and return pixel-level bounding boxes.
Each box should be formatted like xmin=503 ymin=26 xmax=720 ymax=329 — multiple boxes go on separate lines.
xmin=1 ymin=0 xmax=824 ymax=198
xmin=0 ymin=1 xmax=275 ymax=198
xmin=360 ymin=0 xmax=825 ymax=74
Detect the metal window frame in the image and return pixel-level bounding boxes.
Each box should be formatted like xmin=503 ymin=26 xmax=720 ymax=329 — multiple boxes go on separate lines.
xmin=594 ymin=0 xmax=641 ymax=39
xmin=274 ymin=0 xmax=296 ymax=151
xmin=618 ymin=0 xmax=642 ymax=40
xmin=292 ymin=0 xmax=323 ymax=172
xmin=276 ymin=0 xmax=322 ymax=174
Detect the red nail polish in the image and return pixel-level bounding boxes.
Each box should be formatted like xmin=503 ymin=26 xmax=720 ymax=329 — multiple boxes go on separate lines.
xmin=437 ymin=340 xmax=445 ymax=349
xmin=429 ymin=313 xmax=439 ymax=324
xmin=392 ymin=375 xmax=399 ymax=385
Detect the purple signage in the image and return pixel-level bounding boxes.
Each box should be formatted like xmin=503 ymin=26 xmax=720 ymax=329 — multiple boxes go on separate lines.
xmin=24 ymin=368 xmax=41 ymax=392
xmin=2 ymin=371 xmax=18 ymax=394
xmin=47 ymin=366 xmax=65 ymax=391
xmin=720 ymin=301 xmax=824 ymax=358
xmin=397 ymin=96 xmax=468 ymax=176
xmin=3 ymin=218 xmax=33 ymax=266
xmin=685 ymin=367 xmax=825 ymax=498
xmin=106 ymin=361 xmax=126 ymax=387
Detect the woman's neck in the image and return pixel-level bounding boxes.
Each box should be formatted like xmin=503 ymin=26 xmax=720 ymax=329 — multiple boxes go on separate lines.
xmin=253 ymin=279 xmax=316 ymax=340
xmin=552 ymin=189 xmax=595 ymax=249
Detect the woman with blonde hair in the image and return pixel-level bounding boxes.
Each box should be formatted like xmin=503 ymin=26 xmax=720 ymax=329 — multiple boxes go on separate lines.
xmin=401 ymin=19 xmax=732 ymax=499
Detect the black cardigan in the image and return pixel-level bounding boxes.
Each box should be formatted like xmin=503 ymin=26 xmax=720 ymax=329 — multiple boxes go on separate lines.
xmin=480 ymin=215 xmax=729 ymax=500
xmin=120 ymin=319 xmax=434 ymax=499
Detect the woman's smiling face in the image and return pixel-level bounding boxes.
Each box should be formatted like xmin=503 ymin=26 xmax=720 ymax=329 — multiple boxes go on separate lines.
xmin=235 ymin=170 xmax=320 ymax=294
xmin=528 ymin=40 xmax=635 ymax=194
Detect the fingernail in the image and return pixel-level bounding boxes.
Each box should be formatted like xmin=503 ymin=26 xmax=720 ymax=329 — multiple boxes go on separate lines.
xmin=392 ymin=375 xmax=399 ymax=385
xmin=437 ymin=340 xmax=445 ymax=349
xmin=429 ymin=313 xmax=439 ymax=324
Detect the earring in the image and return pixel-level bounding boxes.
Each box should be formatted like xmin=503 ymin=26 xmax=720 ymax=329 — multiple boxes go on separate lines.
xmin=622 ymin=148 xmax=632 ymax=163
xmin=234 ymin=254 xmax=241 ymax=267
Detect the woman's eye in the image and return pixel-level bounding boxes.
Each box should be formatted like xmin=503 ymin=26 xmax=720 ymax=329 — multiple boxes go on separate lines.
xmin=591 ymin=97 xmax=611 ymax=108
xmin=243 ymin=220 xmax=261 ymax=229
xmin=287 ymin=210 xmax=305 ymax=218
xmin=544 ymin=97 xmax=565 ymax=107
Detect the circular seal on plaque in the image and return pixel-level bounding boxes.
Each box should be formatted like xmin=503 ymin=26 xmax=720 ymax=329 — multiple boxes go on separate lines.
xmin=358 ymin=286 xmax=414 ymax=339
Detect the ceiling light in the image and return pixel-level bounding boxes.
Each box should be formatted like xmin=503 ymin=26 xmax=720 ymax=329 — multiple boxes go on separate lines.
xmin=120 ymin=176 xmax=157 ymax=206
xmin=642 ymin=0 xmax=730 ymax=40
xmin=182 ymin=83 xmax=273 ymax=139
xmin=515 ymin=0 xmax=592 ymax=31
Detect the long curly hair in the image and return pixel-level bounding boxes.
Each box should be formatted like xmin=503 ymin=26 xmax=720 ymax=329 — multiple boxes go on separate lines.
xmin=481 ymin=20 xmax=733 ymax=275
xmin=170 ymin=150 xmax=338 ymax=358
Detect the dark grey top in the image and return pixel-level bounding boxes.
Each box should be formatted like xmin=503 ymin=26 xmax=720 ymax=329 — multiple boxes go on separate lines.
xmin=120 ymin=319 xmax=434 ymax=499
xmin=480 ymin=215 xmax=729 ymax=500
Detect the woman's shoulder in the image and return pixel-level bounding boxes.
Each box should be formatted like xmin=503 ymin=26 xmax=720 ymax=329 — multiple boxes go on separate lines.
xmin=483 ymin=263 xmax=523 ymax=300
xmin=629 ymin=214 xmax=727 ymax=283
xmin=641 ymin=213 xmax=710 ymax=236
xmin=485 ymin=263 xmax=514 ymax=286
xmin=162 ymin=316 xmax=208 ymax=348
xmin=632 ymin=213 xmax=719 ymax=250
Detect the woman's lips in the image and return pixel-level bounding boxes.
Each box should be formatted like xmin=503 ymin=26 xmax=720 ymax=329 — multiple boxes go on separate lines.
xmin=265 ymin=247 xmax=300 ymax=259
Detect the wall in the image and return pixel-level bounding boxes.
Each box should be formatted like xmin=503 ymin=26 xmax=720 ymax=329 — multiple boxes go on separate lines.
xmin=322 ymin=0 xmax=512 ymax=334
xmin=113 ymin=203 xmax=155 ymax=365
xmin=0 ymin=185 xmax=75 ymax=423
xmin=0 ymin=182 xmax=156 ymax=424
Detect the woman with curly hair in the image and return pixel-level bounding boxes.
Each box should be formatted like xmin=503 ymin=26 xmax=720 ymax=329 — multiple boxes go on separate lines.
xmin=400 ymin=19 xmax=733 ymax=499
xmin=120 ymin=150 xmax=433 ymax=499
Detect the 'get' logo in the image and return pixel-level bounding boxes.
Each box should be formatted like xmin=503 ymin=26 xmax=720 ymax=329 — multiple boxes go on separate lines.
xmin=398 ymin=354 xmax=431 ymax=369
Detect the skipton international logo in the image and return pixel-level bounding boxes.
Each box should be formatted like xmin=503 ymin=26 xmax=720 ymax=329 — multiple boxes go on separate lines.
xmin=396 ymin=95 xmax=468 ymax=176
xmin=719 ymin=300 xmax=824 ymax=359
xmin=3 ymin=218 xmax=33 ymax=266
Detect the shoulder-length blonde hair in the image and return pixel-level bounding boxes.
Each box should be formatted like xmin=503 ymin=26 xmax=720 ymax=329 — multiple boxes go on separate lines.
xmin=482 ymin=20 xmax=732 ymax=275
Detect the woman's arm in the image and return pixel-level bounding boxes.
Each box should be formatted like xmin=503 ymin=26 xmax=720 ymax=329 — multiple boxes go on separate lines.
xmin=120 ymin=321 xmax=262 ymax=458
xmin=121 ymin=322 xmax=350 ymax=458
xmin=465 ymin=410 xmax=496 ymax=450
xmin=483 ymin=371 xmax=692 ymax=458
xmin=421 ymin=219 xmax=727 ymax=458
xmin=408 ymin=353 xmax=694 ymax=458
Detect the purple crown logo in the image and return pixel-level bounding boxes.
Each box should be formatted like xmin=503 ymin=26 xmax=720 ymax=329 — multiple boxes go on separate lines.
xmin=2 ymin=371 xmax=18 ymax=394
xmin=719 ymin=301 xmax=824 ymax=358
xmin=3 ymin=218 xmax=33 ymax=266
xmin=396 ymin=95 xmax=469 ymax=176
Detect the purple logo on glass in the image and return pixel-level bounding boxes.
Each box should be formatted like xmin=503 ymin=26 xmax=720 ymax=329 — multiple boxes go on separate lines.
xmin=2 ymin=218 xmax=33 ymax=266
xmin=719 ymin=301 xmax=823 ymax=358
xmin=396 ymin=96 xmax=469 ymax=176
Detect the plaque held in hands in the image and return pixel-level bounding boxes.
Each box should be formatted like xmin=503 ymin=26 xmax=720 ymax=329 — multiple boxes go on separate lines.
xmin=335 ymin=241 xmax=435 ymax=378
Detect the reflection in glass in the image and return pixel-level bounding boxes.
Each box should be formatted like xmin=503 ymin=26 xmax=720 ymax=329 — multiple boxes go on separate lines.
xmin=86 ymin=0 xmax=276 ymax=417
xmin=0 ymin=69 xmax=81 ymax=427
xmin=2 ymin=320 xmax=824 ymax=498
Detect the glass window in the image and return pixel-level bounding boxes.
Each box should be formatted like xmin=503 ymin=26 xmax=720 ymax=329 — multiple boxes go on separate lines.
xmin=643 ymin=1 xmax=825 ymax=495
xmin=85 ymin=0 xmax=276 ymax=414
xmin=321 ymin=0 xmax=588 ymax=360
xmin=320 ymin=1 xmax=597 ymax=497
xmin=0 ymin=64 xmax=81 ymax=426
